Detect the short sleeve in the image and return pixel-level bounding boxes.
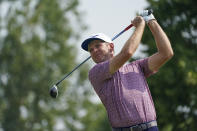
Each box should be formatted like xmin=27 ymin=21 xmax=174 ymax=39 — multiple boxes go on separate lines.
xmin=135 ymin=57 xmax=158 ymax=78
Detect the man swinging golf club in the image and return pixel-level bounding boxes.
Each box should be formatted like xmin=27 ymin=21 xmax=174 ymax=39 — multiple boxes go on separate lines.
xmin=81 ymin=10 xmax=173 ymax=131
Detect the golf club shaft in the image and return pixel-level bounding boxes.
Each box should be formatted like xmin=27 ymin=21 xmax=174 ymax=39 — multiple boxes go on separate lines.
xmin=55 ymin=23 xmax=133 ymax=86
xmin=112 ymin=24 xmax=133 ymax=41
xmin=56 ymin=56 xmax=91 ymax=86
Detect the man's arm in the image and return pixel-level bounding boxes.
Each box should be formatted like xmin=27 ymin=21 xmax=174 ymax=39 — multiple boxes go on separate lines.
xmin=109 ymin=16 xmax=145 ymax=74
xmin=147 ymin=20 xmax=174 ymax=72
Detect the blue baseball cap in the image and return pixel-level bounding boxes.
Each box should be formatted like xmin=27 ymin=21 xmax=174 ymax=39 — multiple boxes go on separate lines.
xmin=81 ymin=33 xmax=112 ymax=51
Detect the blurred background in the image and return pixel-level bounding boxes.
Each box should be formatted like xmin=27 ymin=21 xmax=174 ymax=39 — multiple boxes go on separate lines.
xmin=0 ymin=0 xmax=196 ymax=131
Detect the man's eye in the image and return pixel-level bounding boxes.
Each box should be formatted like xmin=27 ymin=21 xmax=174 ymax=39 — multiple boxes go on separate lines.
xmin=95 ymin=44 xmax=101 ymax=48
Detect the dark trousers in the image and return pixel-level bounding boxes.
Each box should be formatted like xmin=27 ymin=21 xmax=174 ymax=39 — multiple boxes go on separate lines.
xmin=144 ymin=126 xmax=159 ymax=131
xmin=112 ymin=126 xmax=159 ymax=131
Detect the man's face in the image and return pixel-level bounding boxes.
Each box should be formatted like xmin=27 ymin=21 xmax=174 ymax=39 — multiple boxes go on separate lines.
xmin=88 ymin=40 xmax=114 ymax=63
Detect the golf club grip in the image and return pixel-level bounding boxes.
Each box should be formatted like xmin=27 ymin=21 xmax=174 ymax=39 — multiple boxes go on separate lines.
xmin=125 ymin=24 xmax=133 ymax=31
xmin=112 ymin=24 xmax=133 ymax=41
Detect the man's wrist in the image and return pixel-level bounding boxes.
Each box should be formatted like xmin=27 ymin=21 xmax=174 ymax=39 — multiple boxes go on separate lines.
xmin=135 ymin=22 xmax=145 ymax=30
xmin=147 ymin=19 xmax=157 ymax=26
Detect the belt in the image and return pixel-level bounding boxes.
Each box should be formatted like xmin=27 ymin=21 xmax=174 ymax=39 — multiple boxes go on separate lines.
xmin=112 ymin=120 xmax=157 ymax=131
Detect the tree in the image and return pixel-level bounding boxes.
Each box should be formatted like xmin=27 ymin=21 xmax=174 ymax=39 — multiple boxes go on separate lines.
xmin=142 ymin=0 xmax=197 ymax=130
xmin=0 ymin=0 xmax=91 ymax=130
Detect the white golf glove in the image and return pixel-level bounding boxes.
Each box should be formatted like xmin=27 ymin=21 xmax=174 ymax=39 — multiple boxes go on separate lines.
xmin=139 ymin=10 xmax=156 ymax=23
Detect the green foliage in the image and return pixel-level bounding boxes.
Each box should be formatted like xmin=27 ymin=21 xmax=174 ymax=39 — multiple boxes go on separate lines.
xmin=142 ymin=0 xmax=197 ymax=130
xmin=3 ymin=0 xmax=196 ymax=130
xmin=0 ymin=0 xmax=112 ymax=130
xmin=0 ymin=0 xmax=92 ymax=130
xmin=80 ymin=102 xmax=111 ymax=131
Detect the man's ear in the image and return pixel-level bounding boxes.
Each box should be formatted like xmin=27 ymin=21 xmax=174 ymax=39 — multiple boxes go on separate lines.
xmin=109 ymin=43 xmax=114 ymax=50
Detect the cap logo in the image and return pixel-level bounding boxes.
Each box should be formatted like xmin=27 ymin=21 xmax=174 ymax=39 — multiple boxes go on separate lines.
xmin=92 ymin=35 xmax=99 ymax=38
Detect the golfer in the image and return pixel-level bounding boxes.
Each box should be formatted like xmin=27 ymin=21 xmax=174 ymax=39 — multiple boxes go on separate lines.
xmin=81 ymin=12 xmax=173 ymax=131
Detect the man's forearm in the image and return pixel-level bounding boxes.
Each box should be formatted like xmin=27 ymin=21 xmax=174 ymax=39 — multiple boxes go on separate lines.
xmin=120 ymin=22 xmax=145 ymax=57
xmin=148 ymin=20 xmax=173 ymax=58
xmin=109 ymin=16 xmax=145 ymax=74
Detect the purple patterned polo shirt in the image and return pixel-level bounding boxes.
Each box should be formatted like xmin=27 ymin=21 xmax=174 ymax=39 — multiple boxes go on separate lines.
xmin=88 ymin=58 xmax=157 ymax=128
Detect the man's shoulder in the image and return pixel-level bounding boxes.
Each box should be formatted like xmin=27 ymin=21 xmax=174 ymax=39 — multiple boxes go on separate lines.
xmin=88 ymin=60 xmax=112 ymax=84
xmin=90 ymin=60 xmax=109 ymax=71
xmin=89 ymin=60 xmax=110 ymax=77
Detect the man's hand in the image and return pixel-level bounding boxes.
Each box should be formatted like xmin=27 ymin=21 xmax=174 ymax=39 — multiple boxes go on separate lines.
xmin=139 ymin=10 xmax=156 ymax=23
xmin=132 ymin=16 xmax=145 ymax=27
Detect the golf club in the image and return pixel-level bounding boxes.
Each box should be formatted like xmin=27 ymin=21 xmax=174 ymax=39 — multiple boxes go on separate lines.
xmin=49 ymin=24 xmax=133 ymax=98
xmin=49 ymin=10 xmax=153 ymax=98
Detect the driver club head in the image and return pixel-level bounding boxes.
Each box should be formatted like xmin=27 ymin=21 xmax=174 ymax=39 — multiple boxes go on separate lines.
xmin=50 ymin=85 xmax=58 ymax=98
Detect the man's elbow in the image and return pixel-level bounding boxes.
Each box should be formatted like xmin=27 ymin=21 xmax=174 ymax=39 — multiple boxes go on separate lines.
xmin=163 ymin=50 xmax=174 ymax=60
xmin=120 ymin=50 xmax=134 ymax=59
xmin=167 ymin=49 xmax=174 ymax=59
